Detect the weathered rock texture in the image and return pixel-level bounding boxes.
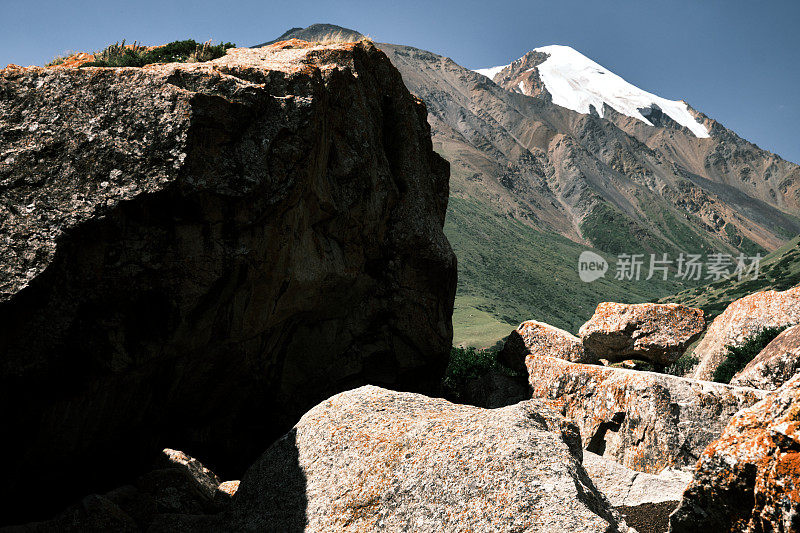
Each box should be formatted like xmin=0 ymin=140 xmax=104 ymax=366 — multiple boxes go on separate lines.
xmin=527 ymin=356 xmax=767 ymax=473
xmin=670 ymin=374 xmax=800 ymax=532
xmin=0 ymin=41 xmax=456 ymax=521
xmin=206 ymin=386 xmax=630 ymax=532
xmin=731 ymin=324 xmax=800 ymax=390
xmin=579 ymin=302 xmax=705 ymax=365
xmin=582 ymin=451 xmax=691 ymax=508
xmin=693 ymin=286 xmax=800 ymax=380
xmin=499 ymin=319 xmax=588 ymax=373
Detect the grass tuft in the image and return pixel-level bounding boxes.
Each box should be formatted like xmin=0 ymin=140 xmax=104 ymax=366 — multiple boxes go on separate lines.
xmin=442 ymin=346 xmax=517 ymax=401
xmin=82 ymin=39 xmax=235 ymax=68
xmin=713 ymin=325 xmax=789 ymax=383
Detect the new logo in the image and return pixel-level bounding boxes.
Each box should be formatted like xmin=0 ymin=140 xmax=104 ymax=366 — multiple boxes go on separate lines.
xmin=578 ymin=251 xmax=608 ymax=282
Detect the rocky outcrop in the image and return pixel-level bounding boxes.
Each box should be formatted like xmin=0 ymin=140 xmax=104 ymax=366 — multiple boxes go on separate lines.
xmin=0 ymin=40 xmax=456 ymax=521
xmin=692 ymin=287 xmax=800 ymax=380
xmin=5 ymin=449 xmax=231 ymax=531
xmin=670 ymin=374 xmax=800 ymax=532
xmin=579 ymin=303 xmax=705 ymax=365
xmin=730 ymin=324 xmax=800 ymax=390
xmin=499 ymin=319 xmax=589 ymax=373
xmin=582 ymin=451 xmax=691 ymax=507
xmin=527 ymin=356 xmax=767 ymax=473
xmin=200 ymin=386 xmax=630 ymax=532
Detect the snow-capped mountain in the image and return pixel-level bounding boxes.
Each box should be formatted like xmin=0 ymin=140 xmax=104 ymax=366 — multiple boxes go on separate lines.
xmin=476 ymin=45 xmax=710 ymax=138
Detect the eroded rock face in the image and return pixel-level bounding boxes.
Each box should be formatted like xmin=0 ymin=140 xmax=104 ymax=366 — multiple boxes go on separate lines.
xmin=0 ymin=41 xmax=456 ymax=521
xmin=730 ymin=324 xmax=800 ymax=390
xmin=209 ymin=386 xmax=630 ymax=532
xmin=579 ymin=303 xmax=705 ymax=365
xmin=692 ymin=287 xmax=800 ymax=381
xmin=582 ymin=451 xmax=691 ymax=508
xmin=670 ymin=374 xmax=800 ymax=532
xmin=527 ymin=356 xmax=767 ymax=473
xmin=499 ymin=319 xmax=588 ymax=373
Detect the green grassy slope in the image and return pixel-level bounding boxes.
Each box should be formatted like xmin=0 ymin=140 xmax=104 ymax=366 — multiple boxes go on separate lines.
xmin=446 ymin=197 xmax=698 ymax=347
xmin=661 ymin=235 xmax=800 ymax=319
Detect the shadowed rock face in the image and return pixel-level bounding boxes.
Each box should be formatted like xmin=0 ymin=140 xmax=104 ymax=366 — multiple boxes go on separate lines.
xmin=527 ymin=356 xmax=767 ymax=474
xmin=0 ymin=41 xmax=456 ymax=522
xmin=731 ymin=324 xmax=800 ymax=390
xmin=198 ymin=386 xmax=630 ymax=532
xmin=692 ymin=286 xmax=800 ymax=380
xmin=499 ymin=319 xmax=589 ymax=373
xmin=670 ymin=374 xmax=800 ymax=532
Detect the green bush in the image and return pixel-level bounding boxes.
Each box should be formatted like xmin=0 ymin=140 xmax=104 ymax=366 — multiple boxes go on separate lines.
xmin=665 ymin=354 xmax=699 ymax=376
xmin=442 ymin=346 xmax=516 ymax=400
xmin=713 ymin=325 xmax=789 ymax=383
xmin=83 ymin=39 xmax=235 ymax=68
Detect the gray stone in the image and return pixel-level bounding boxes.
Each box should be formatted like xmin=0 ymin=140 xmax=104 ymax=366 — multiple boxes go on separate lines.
xmin=670 ymin=373 xmax=800 ymax=532
xmin=212 ymin=386 xmax=631 ymax=532
xmin=527 ymin=355 xmax=767 ymax=473
xmin=582 ymin=451 xmax=691 ymax=507
xmin=579 ymin=302 xmax=705 ymax=365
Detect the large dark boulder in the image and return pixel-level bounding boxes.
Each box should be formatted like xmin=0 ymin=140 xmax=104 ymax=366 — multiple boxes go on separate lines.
xmin=0 ymin=40 xmax=455 ymax=522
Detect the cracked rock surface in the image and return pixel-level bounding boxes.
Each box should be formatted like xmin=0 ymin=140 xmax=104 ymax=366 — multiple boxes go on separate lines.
xmin=0 ymin=41 xmax=456 ymax=521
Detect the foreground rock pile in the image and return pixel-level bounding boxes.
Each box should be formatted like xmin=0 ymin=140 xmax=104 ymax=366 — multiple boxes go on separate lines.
xmin=215 ymin=386 xmax=630 ymax=532
xmin=0 ymin=39 xmax=456 ymax=520
xmin=670 ymin=374 xmax=800 ymax=531
xmin=527 ymin=356 xmax=766 ymax=473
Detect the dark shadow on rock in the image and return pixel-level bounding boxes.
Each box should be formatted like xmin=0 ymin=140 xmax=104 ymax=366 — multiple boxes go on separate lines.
xmin=586 ymin=412 xmax=626 ymax=456
xmin=209 ymin=428 xmax=308 ymax=532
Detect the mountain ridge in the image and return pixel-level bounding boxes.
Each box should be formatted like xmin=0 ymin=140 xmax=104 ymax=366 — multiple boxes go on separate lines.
xmin=260 ymin=25 xmax=800 ymax=345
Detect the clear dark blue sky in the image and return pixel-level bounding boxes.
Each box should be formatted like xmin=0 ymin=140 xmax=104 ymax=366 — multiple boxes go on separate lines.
xmin=3 ymin=0 xmax=798 ymax=163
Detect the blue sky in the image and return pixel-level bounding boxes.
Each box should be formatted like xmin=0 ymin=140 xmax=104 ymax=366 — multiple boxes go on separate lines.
xmin=2 ymin=0 xmax=798 ymax=163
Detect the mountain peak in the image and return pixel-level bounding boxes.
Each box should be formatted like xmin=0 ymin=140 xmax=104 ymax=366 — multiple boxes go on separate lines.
xmin=254 ymin=23 xmax=365 ymax=48
xmin=476 ymin=45 xmax=710 ymax=139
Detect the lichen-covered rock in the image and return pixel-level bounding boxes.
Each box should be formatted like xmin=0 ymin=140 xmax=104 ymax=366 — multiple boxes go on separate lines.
xmin=213 ymin=480 xmax=240 ymax=507
xmin=579 ymin=302 xmax=705 ymax=365
xmin=692 ymin=287 xmax=800 ymax=380
xmin=582 ymin=451 xmax=691 ymax=507
xmin=730 ymin=324 xmax=800 ymax=390
xmin=499 ymin=319 xmax=589 ymax=373
xmin=0 ymin=40 xmax=456 ymax=521
xmin=527 ymin=356 xmax=767 ymax=473
xmin=670 ymin=374 xmax=800 ymax=532
xmin=209 ymin=386 xmax=630 ymax=532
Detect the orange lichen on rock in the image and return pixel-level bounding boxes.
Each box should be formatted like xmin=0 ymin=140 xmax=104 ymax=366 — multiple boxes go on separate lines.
xmin=579 ymin=302 xmax=705 ymax=365
xmin=498 ymin=319 xmax=589 ymax=372
xmin=527 ymin=355 xmax=767 ymax=474
xmin=692 ymin=286 xmax=800 ymax=380
xmin=223 ymin=386 xmax=629 ymax=532
xmin=670 ymin=373 xmax=800 ymax=532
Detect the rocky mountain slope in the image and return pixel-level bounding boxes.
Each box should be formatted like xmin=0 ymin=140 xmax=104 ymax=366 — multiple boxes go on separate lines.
xmin=378 ymin=35 xmax=799 ymax=345
xmin=254 ymin=25 xmax=799 ymax=347
xmin=0 ymin=40 xmax=455 ymax=522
